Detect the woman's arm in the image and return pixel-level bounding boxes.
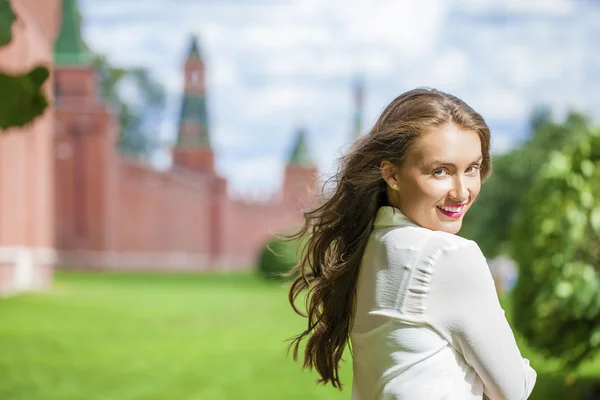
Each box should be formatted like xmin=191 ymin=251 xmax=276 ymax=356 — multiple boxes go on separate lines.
xmin=426 ymin=241 xmax=537 ymax=400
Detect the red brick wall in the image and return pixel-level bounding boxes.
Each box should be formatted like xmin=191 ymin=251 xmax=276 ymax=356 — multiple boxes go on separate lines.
xmin=54 ymin=105 xmax=119 ymax=252
xmin=172 ymin=148 xmax=214 ymax=175
xmin=114 ymin=159 xmax=212 ymax=256
xmin=284 ymin=165 xmax=319 ymax=206
xmin=224 ymin=201 xmax=301 ymax=268
xmin=218 ymin=172 xmax=318 ymax=269
xmin=55 ymin=142 xmax=315 ymax=271
xmin=55 ymin=148 xmax=317 ymax=271
xmin=55 ymin=153 xmax=219 ymax=271
xmin=0 ymin=0 xmax=60 ymax=294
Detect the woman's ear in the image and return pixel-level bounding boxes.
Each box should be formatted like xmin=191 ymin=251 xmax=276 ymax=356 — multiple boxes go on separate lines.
xmin=380 ymin=160 xmax=399 ymax=191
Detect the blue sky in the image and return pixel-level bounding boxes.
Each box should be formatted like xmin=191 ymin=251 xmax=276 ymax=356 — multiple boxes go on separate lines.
xmin=79 ymin=0 xmax=600 ymax=197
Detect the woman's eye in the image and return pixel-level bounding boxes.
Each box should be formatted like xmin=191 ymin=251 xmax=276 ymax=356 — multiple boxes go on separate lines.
xmin=432 ymin=168 xmax=448 ymax=177
xmin=467 ymin=165 xmax=481 ymax=174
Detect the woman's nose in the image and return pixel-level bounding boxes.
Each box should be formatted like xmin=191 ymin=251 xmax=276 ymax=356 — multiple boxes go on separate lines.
xmin=449 ymin=176 xmax=469 ymax=201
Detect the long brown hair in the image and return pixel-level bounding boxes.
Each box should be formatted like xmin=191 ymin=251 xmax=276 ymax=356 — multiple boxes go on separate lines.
xmin=287 ymin=88 xmax=492 ymax=389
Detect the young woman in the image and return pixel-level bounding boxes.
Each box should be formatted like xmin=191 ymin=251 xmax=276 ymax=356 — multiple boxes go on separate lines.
xmin=287 ymin=88 xmax=537 ymax=399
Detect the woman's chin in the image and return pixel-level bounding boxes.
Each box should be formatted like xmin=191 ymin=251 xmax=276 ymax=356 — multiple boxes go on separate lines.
xmin=436 ymin=219 xmax=463 ymax=234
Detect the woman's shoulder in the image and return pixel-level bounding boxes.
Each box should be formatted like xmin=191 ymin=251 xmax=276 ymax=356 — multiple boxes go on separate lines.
xmin=426 ymin=230 xmax=487 ymax=267
xmin=385 ymin=227 xmax=487 ymax=277
xmin=429 ymin=229 xmax=478 ymax=252
xmin=380 ymin=224 xmax=479 ymax=255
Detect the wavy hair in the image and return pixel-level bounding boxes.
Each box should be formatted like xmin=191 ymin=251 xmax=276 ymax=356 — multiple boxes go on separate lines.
xmin=287 ymin=88 xmax=492 ymax=389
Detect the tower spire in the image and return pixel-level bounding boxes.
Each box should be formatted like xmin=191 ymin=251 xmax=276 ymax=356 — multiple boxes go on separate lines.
xmin=172 ymin=34 xmax=214 ymax=175
xmin=54 ymin=0 xmax=90 ymax=66
xmin=284 ymin=127 xmax=317 ymax=206
xmin=289 ymin=127 xmax=313 ymax=168
xmin=353 ymin=74 xmax=364 ymax=139
xmin=187 ymin=35 xmax=202 ymax=61
xmin=175 ymin=34 xmax=209 ymax=149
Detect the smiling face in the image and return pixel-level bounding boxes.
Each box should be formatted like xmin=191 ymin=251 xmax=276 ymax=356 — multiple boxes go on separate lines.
xmin=382 ymin=124 xmax=483 ymax=234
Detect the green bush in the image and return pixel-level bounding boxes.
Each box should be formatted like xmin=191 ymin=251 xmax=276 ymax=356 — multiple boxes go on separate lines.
xmin=257 ymin=236 xmax=306 ymax=280
xmin=511 ymin=127 xmax=600 ymax=369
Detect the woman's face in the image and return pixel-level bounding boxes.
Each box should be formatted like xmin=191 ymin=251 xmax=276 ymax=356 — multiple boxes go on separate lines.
xmin=383 ymin=124 xmax=483 ymax=234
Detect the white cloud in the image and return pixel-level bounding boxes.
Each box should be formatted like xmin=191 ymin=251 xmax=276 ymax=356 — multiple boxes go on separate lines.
xmin=209 ymin=58 xmax=243 ymax=89
xmin=471 ymin=88 xmax=530 ymax=121
xmin=241 ymin=24 xmax=332 ymax=50
xmin=456 ymin=0 xmax=574 ymax=15
xmin=222 ymin=154 xmax=285 ymax=195
xmin=490 ymin=130 xmax=521 ymax=155
xmin=425 ymin=48 xmax=471 ymax=89
xmin=336 ymin=0 xmax=446 ymax=59
xmin=78 ymin=0 xmax=600 ymax=194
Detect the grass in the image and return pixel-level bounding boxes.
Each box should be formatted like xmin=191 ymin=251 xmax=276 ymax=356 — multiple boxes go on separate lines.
xmin=0 ymin=271 xmax=599 ymax=400
xmin=0 ymin=272 xmax=349 ymax=400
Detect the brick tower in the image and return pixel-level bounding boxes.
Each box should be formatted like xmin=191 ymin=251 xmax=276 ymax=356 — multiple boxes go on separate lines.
xmin=53 ymin=0 xmax=118 ymax=253
xmin=283 ymin=128 xmax=318 ymax=210
xmin=0 ymin=0 xmax=60 ymax=295
xmin=172 ymin=34 xmax=226 ymax=265
xmin=172 ymin=35 xmax=214 ymax=174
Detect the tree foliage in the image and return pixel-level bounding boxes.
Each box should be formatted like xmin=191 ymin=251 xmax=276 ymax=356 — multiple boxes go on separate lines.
xmin=460 ymin=109 xmax=592 ymax=258
xmin=511 ymin=126 xmax=600 ymax=368
xmin=92 ymin=54 xmax=166 ymax=159
xmin=0 ymin=0 xmax=50 ymax=131
xmin=67 ymin=0 xmax=166 ymax=159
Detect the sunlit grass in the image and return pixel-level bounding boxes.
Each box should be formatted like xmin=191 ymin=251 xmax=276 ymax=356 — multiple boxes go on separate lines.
xmin=0 ymin=271 xmax=598 ymax=399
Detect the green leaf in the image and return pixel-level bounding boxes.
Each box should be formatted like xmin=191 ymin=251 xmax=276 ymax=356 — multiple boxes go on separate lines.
xmin=591 ymin=328 xmax=600 ymax=347
xmin=0 ymin=66 xmax=50 ymax=130
xmin=582 ymin=264 xmax=596 ymax=283
xmin=579 ymin=139 xmax=592 ymax=158
xmin=590 ymin=208 xmax=600 ymax=234
xmin=580 ymin=189 xmax=594 ymax=208
xmin=549 ymin=152 xmax=571 ymax=175
xmin=0 ymin=0 xmax=16 ymax=46
xmin=541 ymin=218 xmax=556 ymax=235
xmin=580 ymin=159 xmax=595 ymax=177
xmin=555 ymin=281 xmax=574 ymax=298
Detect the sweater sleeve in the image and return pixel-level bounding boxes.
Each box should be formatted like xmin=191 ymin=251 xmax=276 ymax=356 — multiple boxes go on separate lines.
xmin=426 ymin=241 xmax=537 ymax=400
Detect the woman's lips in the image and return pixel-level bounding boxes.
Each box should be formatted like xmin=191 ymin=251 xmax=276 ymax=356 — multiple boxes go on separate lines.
xmin=436 ymin=204 xmax=466 ymax=218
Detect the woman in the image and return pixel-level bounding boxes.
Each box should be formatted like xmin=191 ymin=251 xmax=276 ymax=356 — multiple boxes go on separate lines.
xmin=287 ymin=88 xmax=536 ymax=399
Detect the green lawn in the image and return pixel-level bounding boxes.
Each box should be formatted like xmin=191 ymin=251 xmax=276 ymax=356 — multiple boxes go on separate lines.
xmin=0 ymin=271 xmax=598 ymax=400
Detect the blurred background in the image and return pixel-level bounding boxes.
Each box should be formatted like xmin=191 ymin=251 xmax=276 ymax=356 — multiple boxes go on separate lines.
xmin=1 ymin=0 xmax=599 ymax=399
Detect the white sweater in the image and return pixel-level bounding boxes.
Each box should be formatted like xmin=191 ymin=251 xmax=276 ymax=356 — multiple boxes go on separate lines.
xmin=350 ymin=206 xmax=537 ymax=400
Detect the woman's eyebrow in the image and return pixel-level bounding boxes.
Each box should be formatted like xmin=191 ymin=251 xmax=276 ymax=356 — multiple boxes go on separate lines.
xmin=426 ymin=157 xmax=483 ymax=167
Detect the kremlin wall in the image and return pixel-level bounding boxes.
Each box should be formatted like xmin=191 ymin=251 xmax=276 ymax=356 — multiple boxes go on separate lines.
xmin=0 ymin=0 xmax=318 ymax=295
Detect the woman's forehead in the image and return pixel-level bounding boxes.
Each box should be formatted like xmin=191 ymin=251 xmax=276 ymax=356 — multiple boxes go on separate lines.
xmin=409 ymin=125 xmax=482 ymax=164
